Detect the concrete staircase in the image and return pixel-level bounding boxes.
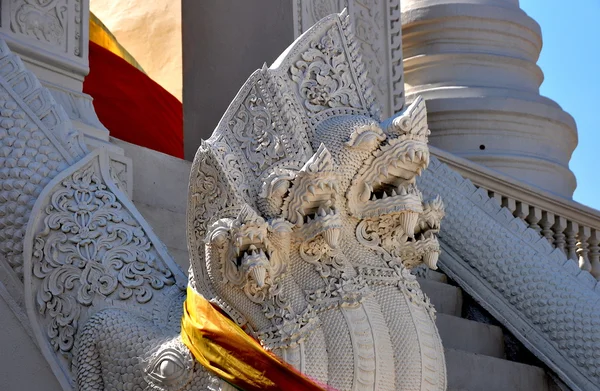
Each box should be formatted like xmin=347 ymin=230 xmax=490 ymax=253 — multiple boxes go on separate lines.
xmin=117 ymin=139 xmax=561 ymax=391
xmin=417 ymin=272 xmax=559 ymax=391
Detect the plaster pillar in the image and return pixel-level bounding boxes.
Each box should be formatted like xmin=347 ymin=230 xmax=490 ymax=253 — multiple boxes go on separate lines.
xmin=0 ymin=0 xmax=109 ymax=145
xmin=402 ymin=0 xmax=578 ymax=197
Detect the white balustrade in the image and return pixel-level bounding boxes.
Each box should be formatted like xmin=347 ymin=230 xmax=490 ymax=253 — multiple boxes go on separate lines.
xmin=434 ymin=146 xmax=600 ymax=280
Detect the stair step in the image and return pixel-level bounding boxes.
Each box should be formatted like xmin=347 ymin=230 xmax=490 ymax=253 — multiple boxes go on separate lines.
xmin=421 ymin=269 xmax=448 ymax=283
xmin=445 ymin=349 xmax=550 ymax=391
xmin=167 ymin=246 xmax=190 ymax=272
xmin=418 ymin=278 xmax=463 ymax=316
xmin=436 ymin=314 xmax=504 ymax=358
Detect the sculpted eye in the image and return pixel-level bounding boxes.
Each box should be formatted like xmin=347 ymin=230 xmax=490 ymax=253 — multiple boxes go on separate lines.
xmin=144 ymin=347 xmax=193 ymax=390
xmin=157 ymin=356 xmax=184 ymax=378
xmin=346 ymin=124 xmax=386 ymax=151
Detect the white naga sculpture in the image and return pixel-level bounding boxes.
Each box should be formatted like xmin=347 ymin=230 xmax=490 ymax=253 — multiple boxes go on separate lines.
xmin=188 ymin=13 xmax=446 ymax=390
xmin=15 ymin=11 xmax=445 ymax=391
xmin=6 ymin=8 xmax=600 ymax=391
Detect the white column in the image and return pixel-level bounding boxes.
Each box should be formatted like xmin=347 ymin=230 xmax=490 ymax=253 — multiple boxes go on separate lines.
xmin=401 ymin=0 xmax=578 ymax=197
xmin=0 ymin=0 xmax=108 ymax=143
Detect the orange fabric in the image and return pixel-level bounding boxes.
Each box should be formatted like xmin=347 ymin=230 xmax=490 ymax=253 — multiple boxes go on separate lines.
xmin=83 ymin=41 xmax=183 ymax=158
xmin=181 ymin=287 xmax=333 ymax=391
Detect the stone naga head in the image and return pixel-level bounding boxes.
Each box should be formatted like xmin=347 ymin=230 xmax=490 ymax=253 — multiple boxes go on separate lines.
xmin=206 ymin=204 xmax=292 ymax=294
xmin=261 ymin=144 xmax=342 ymax=250
xmin=187 ymin=10 xmax=445 ymax=328
xmin=308 ymin=96 xmax=444 ymax=270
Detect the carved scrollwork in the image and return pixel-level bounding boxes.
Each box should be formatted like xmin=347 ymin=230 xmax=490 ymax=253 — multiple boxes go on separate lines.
xmin=290 ymin=25 xmax=362 ymax=114
xmin=229 ymin=86 xmax=285 ymax=174
xmin=30 ymin=159 xmax=176 ymax=358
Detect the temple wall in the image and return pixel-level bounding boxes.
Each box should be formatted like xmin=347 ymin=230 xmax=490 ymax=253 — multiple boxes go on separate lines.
xmin=181 ymin=0 xmax=295 ymax=160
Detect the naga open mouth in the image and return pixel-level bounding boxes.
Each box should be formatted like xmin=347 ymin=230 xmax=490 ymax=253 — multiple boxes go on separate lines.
xmin=293 ymin=185 xmax=342 ymax=248
xmin=232 ymin=233 xmax=271 ymax=288
xmin=348 ymin=140 xmax=428 ymax=221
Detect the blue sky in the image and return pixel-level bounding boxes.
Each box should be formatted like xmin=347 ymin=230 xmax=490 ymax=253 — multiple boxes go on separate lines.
xmin=519 ymin=1 xmax=600 ymax=210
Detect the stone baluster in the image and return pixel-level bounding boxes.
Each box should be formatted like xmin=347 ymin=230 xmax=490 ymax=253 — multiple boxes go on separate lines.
xmin=526 ymin=206 xmax=542 ymax=234
xmin=577 ymin=226 xmax=592 ymax=272
xmin=588 ymin=229 xmax=600 ymax=280
xmin=514 ymin=202 xmax=529 ymax=222
xmin=539 ymin=211 xmax=555 ymax=245
xmin=501 ymin=196 xmax=517 ymax=215
xmin=565 ymin=221 xmax=579 ymax=261
xmin=553 ymin=216 xmax=568 ymax=256
xmin=488 ymin=191 xmax=503 ymax=207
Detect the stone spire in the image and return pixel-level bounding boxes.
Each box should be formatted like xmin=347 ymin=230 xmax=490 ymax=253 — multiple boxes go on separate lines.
xmin=401 ymin=0 xmax=578 ymax=198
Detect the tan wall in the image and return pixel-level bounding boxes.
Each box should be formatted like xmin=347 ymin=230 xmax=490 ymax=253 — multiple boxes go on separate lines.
xmin=90 ymin=0 xmax=182 ymax=101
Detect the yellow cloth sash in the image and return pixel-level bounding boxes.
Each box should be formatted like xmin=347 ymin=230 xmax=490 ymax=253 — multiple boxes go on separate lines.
xmin=181 ymin=287 xmax=330 ymax=391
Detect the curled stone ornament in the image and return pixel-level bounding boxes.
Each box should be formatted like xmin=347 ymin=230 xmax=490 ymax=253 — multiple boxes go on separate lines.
xmin=31 ymin=159 xmax=176 ymax=358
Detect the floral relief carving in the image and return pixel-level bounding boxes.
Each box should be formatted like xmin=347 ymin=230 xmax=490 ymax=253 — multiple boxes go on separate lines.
xmin=294 ymin=0 xmax=404 ymax=116
xmin=228 ymin=86 xmax=285 ymax=174
xmin=290 ymin=26 xmax=363 ymax=114
xmin=31 ymin=162 xmax=176 ymax=357
xmin=11 ymin=0 xmax=67 ymax=46
xmin=189 ymin=144 xmax=238 ymax=242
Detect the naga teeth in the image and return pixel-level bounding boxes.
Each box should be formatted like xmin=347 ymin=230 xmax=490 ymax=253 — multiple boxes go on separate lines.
xmin=371 ymin=194 xmax=377 ymax=201
xmin=423 ymin=251 xmax=440 ymax=270
xmin=382 ymin=192 xmax=388 ymax=199
xmin=248 ymin=244 xmax=258 ymax=255
xmin=408 ymin=150 xmax=415 ymax=162
xmin=391 ymin=189 xmax=397 ymax=196
xmin=250 ymin=265 xmax=267 ymax=288
xmin=381 ymin=166 xmax=389 ymax=177
xmin=416 ymin=150 xmax=423 ymax=161
xmin=318 ymin=206 xmax=326 ymax=217
xmin=308 ymin=185 xmax=316 ymax=195
xmin=400 ymin=187 xmax=407 ymax=195
xmin=318 ymin=182 xmax=325 ymax=191
xmin=360 ymin=182 xmax=371 ymax=202
xmin=398 ymin=211 xmax=420 ymax=238
xmin=324 ymin=228 xmax=341 ymax=249
xmin=296 ymin=211 xmax=304 ymax=226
